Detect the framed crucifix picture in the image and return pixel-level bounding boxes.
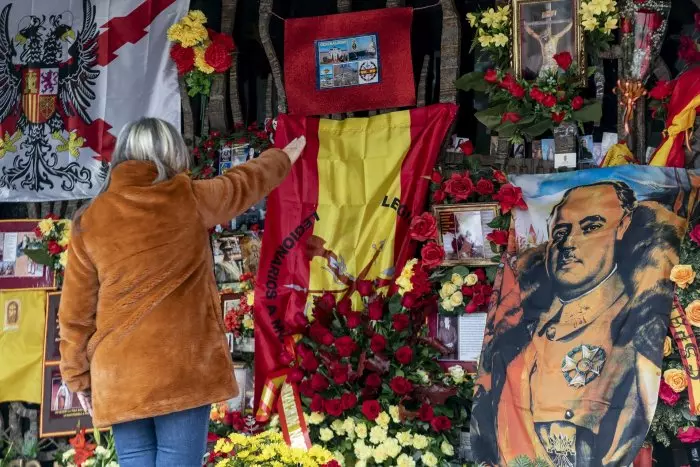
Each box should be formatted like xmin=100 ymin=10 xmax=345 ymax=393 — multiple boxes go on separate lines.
xmin=513 ymin=0 xmax=585 ymax=83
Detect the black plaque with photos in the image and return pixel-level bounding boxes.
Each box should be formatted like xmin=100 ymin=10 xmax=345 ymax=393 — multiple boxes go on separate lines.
xmin=40 ymin=364 xmax=98 ymax=437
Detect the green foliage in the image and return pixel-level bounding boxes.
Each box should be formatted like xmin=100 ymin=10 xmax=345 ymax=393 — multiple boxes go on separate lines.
xmin=455 ymin=72 xmax=487 ymax=93
xmin=185 ymin=69 xmax=212 ymax=97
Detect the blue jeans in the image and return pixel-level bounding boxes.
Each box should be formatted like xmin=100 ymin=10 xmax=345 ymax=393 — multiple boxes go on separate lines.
xmin=112 ymin=405 xmax=210 ymax=467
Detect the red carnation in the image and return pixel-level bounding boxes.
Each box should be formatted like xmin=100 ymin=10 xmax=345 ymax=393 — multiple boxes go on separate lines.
xmin=432 ymin=189 xmax=447 ymax=203
xmin=444 ymin=173 xmax=474 ymax=201
xmin=552 ymin=111 xmax=567 ymax=124
xmin=341 ymin=393 xmax=358 ymax=410
xmin=346 ymin=312 xmax=362 ymax=329
xmin=204 ymin=41 xmax=233 ymax=73
xmin=431 ymin=415 xmax=452 ymax=432
xmin=410 ymin=266 xmax=432 ymax=296
xmin=421 ymin=242 xmax=445 ymax=269
xmin=370 ymin=334 xmax=387 ymax=354
xmin=368 ymin=299 xmax=384 ymax=321
xmin=541 ymin=94 xmax=557 ymax=108
xmin=459 ymin=140 xmax=474 ymax=155
xmin=430 ymin=170 xmax=443 ymax=184
xmin=311 ymin=373 xmax=330 ymax=392
xmin=649 ymin=80 xmax=675 ymax=101
xmin=323 ymin=461 xmax=341 ymax=467
xmin=418 ymin=403 xmax=434 ymax=422
xmin=501 ymin=112 xmax=521 ymax=123
xmin=47 ymin=240 xmax=63 ymax=255
xmin=331 ymin=364 xmax=349 ymax=385
xmin=494 ymin=184 xmax=527 ymax=213
xmin=553 ymin=51 xmax=573 ymax=70
xmin=678 ymin=426 xmax=700 ymax=444
xmin=361 ymin=400 xmax=381 ymax=421
xmin=484 ymin=68 xmax=499 ymax=83
xmin=335 ymin=336 xmax=358 ymax=358
xmin=365 ymin=373 xmax=382 ymax=388
xmin=33 ymin=226 xmax=43 ymax=238
xmin=207 ymin=29 xmax=235 ymax=51
xmin=170 ymin=43 xmax=195 ymax=75
xmin=392 ymin=313 xmax=410 ymax=332
xmin=475 ymin=178 xmax=495 ymax=196
xmin=395 ymin=346 xmax=413 ymax=365
xmin=324 ymin=398 xmax=344 ymax=417
xmin=487 ymin=229 xmax=509 ymax=246
xmin=356 ymin=280 xmax=374 ymax=297
xmin=529 ymin=86 xmax=545 ymax=103
xmin=389 ymin=376 xmax=413 ymax=395
xmin=571 ymin=96 xmax=584 ymax=110
xmin=311 ymin=394 xmax=324 ymax=412
xmin=409 ymin=212 xmax=438 ymax=242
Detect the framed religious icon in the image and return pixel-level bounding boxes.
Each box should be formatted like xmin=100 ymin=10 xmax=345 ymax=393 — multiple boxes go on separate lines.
xmin=513 ymin=0 xmax=585 ymax=83
xmin=0 ymin=220 xmax=55 ymax=290
xmin=240 ymin=231 xmax=263 ymax=276
xmin=40 ymin=364 xmax=98 ymax=437
xmin=44 ymin=292 xmax=62 ymax=363
xmin=433 ymin=203 xmax=500 ymax=266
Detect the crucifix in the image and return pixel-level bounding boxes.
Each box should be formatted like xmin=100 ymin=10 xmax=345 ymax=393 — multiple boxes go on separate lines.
xmin=523 ymin=2 xmax=573 ymax=77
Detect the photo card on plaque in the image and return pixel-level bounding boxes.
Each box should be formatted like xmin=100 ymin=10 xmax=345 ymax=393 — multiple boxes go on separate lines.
xmin=433 ymin=203 xmax=500 ymax=266
xmin=40 ymin=364 xmax=96 ymax=437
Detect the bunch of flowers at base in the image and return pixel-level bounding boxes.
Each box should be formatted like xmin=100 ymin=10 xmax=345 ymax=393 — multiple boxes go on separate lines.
xmin=55 ymin=428 xmax=118 ymax=467
xmin=23 ymin=213 xmax=71 ymax=286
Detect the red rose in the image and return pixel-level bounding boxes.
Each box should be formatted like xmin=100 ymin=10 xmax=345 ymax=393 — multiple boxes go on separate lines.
xmin=501 ymin=112 xmax=521 ymax=123
xmin=493 ymin=170 xmax=508 ymax=184
xmin=659 ymin=379 xmax=680 ymax=406
xmin=484 ymin=68 xmax=499 ymax=83
xmin=368 ymin=299 xmax=384 ymax=321
xmin=301 ymin=353 xmax=319 ymax=372
xmin=553 ymin=51 xmax=572 ymax=70
xmin=541 ymin=94 xmax=557 ymax=108
xmin=331 ymin=364 xmax=349 ymax=385
xmin=365 ymin=373 xmax=382 ymax=388
xmin=444 ymin=173 xmax=474 ymax=201
xmin=170 ymin=43 xmax=195 ymax=75
xmin=389 ymin=376 xmax=413 ymax=395
xmin=401 ymin=292 xmax=418 ymax=309
xmin=341 ymin=393 xmax=358 ymax=410
xmin=310 ymin=322 xmax=334 ymax=346
xmin=324 ymin=398 xmax=344 ymax=417
xmin=361 ymin=400 xmax=381 ymax=421
xmin=499 ymin=73 xmax=516 ymax=90
xmin=690 ymin=224 xmax=700 ymax=246
xmin=311 ymin=394 xmax=324 ymax=412
xmin=47 ymin=240 xmax=63 ymax=255
xmin=395 ymin=346 xmax=413 ymax=365
xmin=474 ymin=268 xmax=486 ymax=282
xmin=409 ymin=212 xmax=438 ymax=242
xmin=336 ymin=298 xmax=352 ymax=316
xmin=494 ymin=184 xmax=527 ymax=213
xmin=552 ymin=111 xmax=566 ymax=124
xmin=410 ymin=266 xmax=432 ymax=296
xmin=421 ymin=242 xmax=445 ymax=269
xmin=356 ymin=279 xmax=374 ymax=297
xmin=431 ymin=415 xmax=452 ymax=432
xmin=571 ymin=96 xmax=584 ymax=110
xmin=678 ymin=426 xmax=700 ymax=444
xmin=204 ymin=41 xmax=233 ymax=73
xmin=318 ymin=292 xmax=336 ymax=311
xmin=649 ymin=80 xmax=675 ymax=101
xmin=509 ymin=83 xmax=525 ymax=99
xmin=370 ymin=335 xmax=387 ymax=353
xmin=335 ymin=336 xmax=358 ymax=358
xmin=288 ymin=368 xmax=304 ymax=384
xmin=311 ymin=373 xmax=330 ymax=392
xmin=392 ymin=313 xmax=410 ymax=332
xmin=346 ymin=312 xmax=362 ymax=329
xmin=280 ymin=351 xmax=294 ymax=366
xmin=459 ymin=140 xmax=474 ymax=155
xmin=430 ymin=170 xmax=443 ymax=184
xmin=529 ymin=86 xmax=545 ymax=103
xmin=486 ymin=229 xmax=509 ymax=246
xmin=418 ymin=403 xmax=434 ymax=422
xmin=475 ymin=178 xmax=495 ymax=196
xmin=432 ymin=189 xmax=446 ymax=203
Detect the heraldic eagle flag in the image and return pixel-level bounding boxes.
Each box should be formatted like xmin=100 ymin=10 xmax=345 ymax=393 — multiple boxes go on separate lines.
xmin=0 ymin=0 xmax=187 ymax=201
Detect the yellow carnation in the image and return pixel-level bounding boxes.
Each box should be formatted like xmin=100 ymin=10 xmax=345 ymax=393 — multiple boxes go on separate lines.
xmin=369 ymin=426 xmax=388 ymax=445
xmin=58 ymin=228 xmax=71 ymax=247
xmin=663 ymin=336 xmax=673 ymax=357
xmin=309 ymin=412 xmax=325 ymax=425
xmin=671 ymin=265 xmax=696 ymax=289
xmin=354 ymin=440 xmax=371 ymax=460
xmin=320 ymin=427 xmax=334 ymax=442
xmin=355 ymin=423 xmax=368 ymax=439
xmin=331 ymin=419 xmax=346 ymax=435
xmin=449 ymin=291 xmax=464 ymax=307
xmin=372 ymin=444 xmax=389 ymax=463
xmin=376 ymin=411 xmax=391 ymax=428
xmin=194 ymin=45 xmax=215 ymax=74
xmin=59 ymin=251 xmax=68 ymax=268
xmin=441 ymin=441 xmax=455 ymax=456
xmin=664 ymin=368 xmax=688 ymax=393
xmin=465 ymin=273 xmax=478 ymax=286
xmin=389 ymin=405 xmax=401 ymax=424
xmin=38 ymin=218 xmax=54 ymax=236
xmin=396 ymin=431 xmax=413 ymax=446
xmin=382 ymin=438 xmax=402 ymax=458
xmin=186 ymin=10 xmax=207 ymax=24
xmin=421 ymin=452 xmax=438 ymax=467
xmin=412 ymin=434 xmax=429 ymax=450
xmin=167 ymin=22 xmax=208 ymax=48
xmin=342 ymin=418 xmax=355 ymax=438
xmin=396 ymin=453 xmax=416 ymax=467
xmin=396 ymin=259 xmax=417 ymax=294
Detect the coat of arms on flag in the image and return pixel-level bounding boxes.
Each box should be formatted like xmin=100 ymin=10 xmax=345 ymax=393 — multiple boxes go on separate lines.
xmin=0 ymin=0 xmax=187 ymax=201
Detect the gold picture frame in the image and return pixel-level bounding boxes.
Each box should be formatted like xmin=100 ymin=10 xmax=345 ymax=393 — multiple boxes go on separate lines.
xmin=512 ymin=0 xmax=585 ymax=85
xmin=433 ymin=203 xmax=500 ymax=266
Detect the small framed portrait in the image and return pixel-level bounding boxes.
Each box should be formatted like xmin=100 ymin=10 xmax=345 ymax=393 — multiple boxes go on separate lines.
xmin=433 ymin=203 xmax=500 ymax=266
xmin=218 ymin=144 xmax=253 ymax=176
xmin=435 ymin=312 xmax=488 ymax=365
xmin=513 ymin=0 xmax=584 ymax=83
xmin=437 ymin=315 xmax=459 ymax=361
xmin=0 ymin=220 xmax=55 ymax=290
xmin=221 ymin=292 xmax=242 ymax=320
xmin=40 ymin=364 xmax=97 ymax=437
xmin=44 ymin=293 xmax=62 ymax=363
xmin=225 ymin=364 xmax=249 ymax=413
xmin=3 ymin=299 xmax=20 ymax=331
xmin=212 ymin=233 xmax=245 ymax=289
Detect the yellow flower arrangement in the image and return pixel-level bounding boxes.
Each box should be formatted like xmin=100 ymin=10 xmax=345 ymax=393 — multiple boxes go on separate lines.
xmin=194 ymin=45 xmax=215 ymax=74
xmin=212 ymin=431 xmax=336 ymax=467
xmin=664 ymin=368 xmax=688 ymax=393
xmin=395 ymin=258 xmax=417 ymax=295
xmin=465 ymin=3 xmax=512 ymax=66
xmin=671 ymin=264 xmax=696 ymax=289
xmin=167 ymin=10 xmax=208 ymax=47
xmin=38 ymin=218 xmax=54 ymax=236
xmin=579 ymin=0 xmax=618 ymax=35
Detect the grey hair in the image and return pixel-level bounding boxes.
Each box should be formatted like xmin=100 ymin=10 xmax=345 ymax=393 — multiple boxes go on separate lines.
xmin=74 ymin=118 xmax=190 ymax=227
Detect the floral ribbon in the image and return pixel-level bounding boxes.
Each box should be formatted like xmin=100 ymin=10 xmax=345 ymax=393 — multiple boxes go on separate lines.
xmin=255 ymin=335 xmax=311 ymax=450
xmin=669 ymin=298 xmax=700 ymax=415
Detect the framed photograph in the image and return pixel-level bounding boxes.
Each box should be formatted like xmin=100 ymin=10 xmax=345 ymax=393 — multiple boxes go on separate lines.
xmin=44 ymin=292 xmax=61 ymax=363
xmin=437 ymin=315 xmax=459 ymax=360
xmin=225 ymin=364 xmax=249 ymax=413
xmin=212 ymin=233 xmax=245 ymax=290
xmin=40 ymin=364 xmax=95 ymax=437
xmin=513 ymin=0 xmax=584 ymax=84
xmin=436 ymin=312 xmax=488 ymax=365
xmin=433 ymin=203 xmax=500 ymax=266
xmin=220 ymin=292 xmax=242 ymax=320
xmin=218 ymin=144 xmax=253 ymax=176
xmin=240 ymin=232 xmax=263 ymax=276
xmin=0 ymin=220 xmax=55 ymax=290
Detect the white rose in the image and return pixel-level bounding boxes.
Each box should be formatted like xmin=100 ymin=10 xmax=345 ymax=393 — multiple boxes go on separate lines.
xmin=440 ymin=282 xmax=457 ymax=299
xmin=465 ymin=273 xmax=478 ymax=286
xmin=441 ymin=441 xmax=455 ymax=456
xmin=450 ymin=273 xmax=464 ymax=287
xmin=449 ymin=365 xmax=466 ymax=384
xmin=441 ymin=298 xmax=455 ymax=312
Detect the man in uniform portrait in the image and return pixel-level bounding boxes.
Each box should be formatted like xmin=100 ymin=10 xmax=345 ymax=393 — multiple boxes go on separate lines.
xmin=214 ymin=236 xmax=243 ymax=284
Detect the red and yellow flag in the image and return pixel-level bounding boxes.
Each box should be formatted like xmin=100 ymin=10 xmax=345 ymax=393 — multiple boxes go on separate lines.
xmin=254 ymin=104 xmax=457 ymax=404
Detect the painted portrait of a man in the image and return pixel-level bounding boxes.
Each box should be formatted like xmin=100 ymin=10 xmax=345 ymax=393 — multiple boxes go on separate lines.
xmin=471 ymin=169 xmax=699 ymax=467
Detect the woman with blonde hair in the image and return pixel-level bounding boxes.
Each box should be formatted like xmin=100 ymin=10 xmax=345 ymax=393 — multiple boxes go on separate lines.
xmin=58 ymin=117 xmax=305 ymax=466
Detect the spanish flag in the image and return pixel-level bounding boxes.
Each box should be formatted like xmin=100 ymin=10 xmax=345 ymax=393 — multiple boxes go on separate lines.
xmin=254 ymin=104 xmax=457 ymax=402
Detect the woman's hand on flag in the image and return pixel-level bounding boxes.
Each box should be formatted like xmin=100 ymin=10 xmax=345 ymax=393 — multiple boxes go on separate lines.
xmin=283 ymin=136 xmax=306 ymax=165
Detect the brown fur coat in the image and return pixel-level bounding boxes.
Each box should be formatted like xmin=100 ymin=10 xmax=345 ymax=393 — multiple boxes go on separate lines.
xmin=58 ymin=149 xmax=290 ymax=427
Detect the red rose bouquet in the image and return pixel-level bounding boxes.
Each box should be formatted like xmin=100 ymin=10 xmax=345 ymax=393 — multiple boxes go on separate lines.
xmin=223 ymin=274 xmax=256 ymax=339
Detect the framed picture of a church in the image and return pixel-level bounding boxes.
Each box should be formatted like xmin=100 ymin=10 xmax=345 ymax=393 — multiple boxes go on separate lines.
xmin=513 ymin=0 xmax=585 ymax=84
